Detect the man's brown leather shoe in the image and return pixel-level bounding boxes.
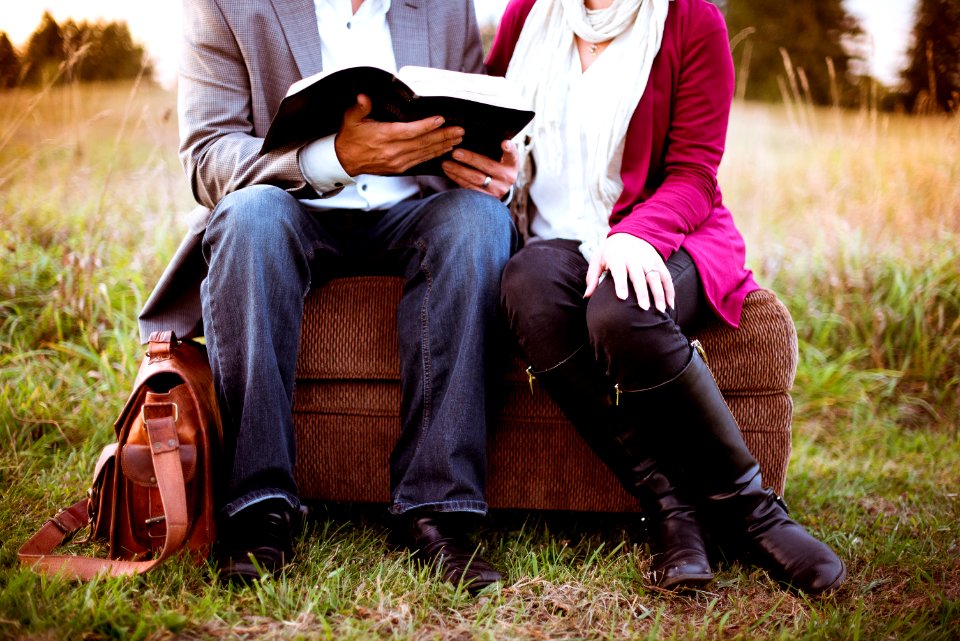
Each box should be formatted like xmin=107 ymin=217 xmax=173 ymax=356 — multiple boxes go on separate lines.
xmin=401 ymin=512 xmax=503 ymax=593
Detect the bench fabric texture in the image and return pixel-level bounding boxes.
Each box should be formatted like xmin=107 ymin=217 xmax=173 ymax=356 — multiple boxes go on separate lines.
xmin=292 ymin=276 xmax=797 ymax=512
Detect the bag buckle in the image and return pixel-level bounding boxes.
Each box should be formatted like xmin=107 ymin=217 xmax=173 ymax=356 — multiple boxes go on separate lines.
xmin=140 ymin=402 xmax=179 ymax=425
xmin=48 ymin=507 xmax=89 ymax=544
xmin=146 ymin=515 xmax=168 ymax=539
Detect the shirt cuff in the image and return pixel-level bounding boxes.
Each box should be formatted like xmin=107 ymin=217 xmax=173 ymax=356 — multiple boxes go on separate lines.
xmin=297 ymin=135 xmax=356 ymax=195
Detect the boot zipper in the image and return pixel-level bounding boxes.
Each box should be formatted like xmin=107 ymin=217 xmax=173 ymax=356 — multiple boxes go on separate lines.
xmin=691 ymin=339 xmax=707 ymax=365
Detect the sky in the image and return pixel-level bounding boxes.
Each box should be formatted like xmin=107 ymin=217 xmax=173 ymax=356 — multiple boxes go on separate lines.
xmin=1 ymin=0 xmax=917 ymax=88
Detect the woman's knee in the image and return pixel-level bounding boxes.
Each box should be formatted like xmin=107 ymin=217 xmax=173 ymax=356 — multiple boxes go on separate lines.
xmin=500 ymin=245 xmax=590 ymax=364
xmin=586 ymin=281 xmax=684 ymax=370
xmin=501 ymin=246 xmax=557 ymax=309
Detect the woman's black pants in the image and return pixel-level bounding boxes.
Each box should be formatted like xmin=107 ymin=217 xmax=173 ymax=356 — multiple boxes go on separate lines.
xmin=500 ymin=238 xmax=707 ymax=390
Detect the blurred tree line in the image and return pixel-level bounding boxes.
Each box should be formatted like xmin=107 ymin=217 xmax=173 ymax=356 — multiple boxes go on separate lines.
xmin=722 ymin=0 xmax=959 ymax=113
xmin=4 ymin=3 xmax=958 ymax=112
xmin=904 ymin=0 xmax=960 ymax=112
xmin=0 ymin=12 xmax=151 ymax=89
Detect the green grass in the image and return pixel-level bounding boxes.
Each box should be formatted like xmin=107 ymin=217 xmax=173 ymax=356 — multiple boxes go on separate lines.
xmin=1 ymin=83 xmax=959 ymax=640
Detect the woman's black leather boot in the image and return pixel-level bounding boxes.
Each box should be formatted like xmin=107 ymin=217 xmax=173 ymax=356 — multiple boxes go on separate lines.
xmin=531 ymin=347 xmax=713 ymax=590
xmin=618 ymin=346 xmax=846 ymax=596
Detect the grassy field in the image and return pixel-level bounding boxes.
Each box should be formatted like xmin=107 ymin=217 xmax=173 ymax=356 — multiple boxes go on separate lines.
xmin=1 ymin=81 xmax=958 ymax=640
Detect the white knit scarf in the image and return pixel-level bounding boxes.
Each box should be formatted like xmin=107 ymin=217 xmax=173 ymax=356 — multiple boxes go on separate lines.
xmin=506 ymin=0 xmax=669 ymax=239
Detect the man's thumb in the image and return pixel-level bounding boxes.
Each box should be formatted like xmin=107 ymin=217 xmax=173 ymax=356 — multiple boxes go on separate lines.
xmin=345 ymin=94 xmax=373 ymax=124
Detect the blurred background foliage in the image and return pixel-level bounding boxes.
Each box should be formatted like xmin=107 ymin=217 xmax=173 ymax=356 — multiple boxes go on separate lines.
xmin=0 ymin=11 xmax=150 ymax=88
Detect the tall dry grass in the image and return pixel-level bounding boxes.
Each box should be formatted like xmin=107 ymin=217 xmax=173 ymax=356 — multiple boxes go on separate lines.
xmin=1 ymin=82 xmax=191 ymax=452
xmin=721 ymin=102 xmax=960 ymax=429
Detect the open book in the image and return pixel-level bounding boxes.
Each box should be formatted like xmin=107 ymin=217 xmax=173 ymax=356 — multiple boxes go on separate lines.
xmin=260 ymin=65 xmax=535 ymax=176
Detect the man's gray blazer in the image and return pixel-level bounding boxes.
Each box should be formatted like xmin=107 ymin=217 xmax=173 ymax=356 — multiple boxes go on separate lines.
xmin=138 ymin=0 xmax=486 ymax=342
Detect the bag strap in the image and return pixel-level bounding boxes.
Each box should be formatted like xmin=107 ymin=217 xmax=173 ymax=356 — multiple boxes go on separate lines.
xmin=18 ymin=403 xmax=192 ymax=579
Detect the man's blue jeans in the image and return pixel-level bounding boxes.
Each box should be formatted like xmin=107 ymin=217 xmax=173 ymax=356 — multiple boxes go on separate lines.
xmin=200 ymin=185 xmax=516 ymax=519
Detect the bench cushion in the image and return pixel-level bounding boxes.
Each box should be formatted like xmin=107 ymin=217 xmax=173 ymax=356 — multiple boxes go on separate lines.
xmin=293 ymin=277 xmax=797 ymax=510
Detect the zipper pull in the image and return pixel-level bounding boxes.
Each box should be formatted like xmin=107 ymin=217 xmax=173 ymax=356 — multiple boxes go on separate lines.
xmin=691 ymin=339 xmax=707 ymax=365
xmin=526 ymin=366 xmax=535 ymax=395
xmin=615 ymin=383 xmax=621 ymax=407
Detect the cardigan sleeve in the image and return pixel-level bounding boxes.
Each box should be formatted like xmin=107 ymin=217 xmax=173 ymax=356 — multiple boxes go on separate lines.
xmin=608 ymin=6 xmax=735 ymax=259
xmin=485 ymin=0 xmax=538 ymax=76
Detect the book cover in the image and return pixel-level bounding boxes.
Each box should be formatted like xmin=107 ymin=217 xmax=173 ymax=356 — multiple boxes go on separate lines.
xmin=259 ymin=66 xmax=535 ymax=176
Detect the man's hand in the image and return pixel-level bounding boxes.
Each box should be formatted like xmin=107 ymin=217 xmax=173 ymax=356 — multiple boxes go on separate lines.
xmin=583 ymin=233 xmax=675 ymax=313
xmin=440 ymin=140 xmax=519 ymax=200
xmin=334 ymin=94 xmax=465 ymax=176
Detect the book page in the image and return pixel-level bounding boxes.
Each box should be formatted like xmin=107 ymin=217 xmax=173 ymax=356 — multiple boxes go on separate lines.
xmin=397 ymin=66 xmax=530 ymax=111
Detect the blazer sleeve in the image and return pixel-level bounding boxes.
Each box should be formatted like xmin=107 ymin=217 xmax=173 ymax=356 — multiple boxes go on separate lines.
xmin=609 ymin=7 xmax=734 ymax=258
xmin=178 ymin=0 xmax=316 ymax=210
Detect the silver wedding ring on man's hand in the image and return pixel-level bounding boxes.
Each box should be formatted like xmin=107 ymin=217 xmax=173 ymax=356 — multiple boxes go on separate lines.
xmin=481 ymin=175 xmax=492 ymax=188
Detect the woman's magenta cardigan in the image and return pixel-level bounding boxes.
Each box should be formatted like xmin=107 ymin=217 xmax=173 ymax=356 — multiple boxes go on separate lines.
xmin=486 ymin=0 xmax=759 ymax=328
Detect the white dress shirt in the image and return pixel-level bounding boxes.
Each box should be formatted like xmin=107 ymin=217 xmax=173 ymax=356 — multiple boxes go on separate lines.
xmin=298 ymin=0 xmax=421 ymax=210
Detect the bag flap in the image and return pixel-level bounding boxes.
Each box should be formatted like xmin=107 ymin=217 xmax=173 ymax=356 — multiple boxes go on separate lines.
xmin=120 ymin=444 xmax=197 ymax=486
xmin=89 ymin=443 xmax=118 ymax=539
xmin=93 ymin=443 xmax=118 ymax=484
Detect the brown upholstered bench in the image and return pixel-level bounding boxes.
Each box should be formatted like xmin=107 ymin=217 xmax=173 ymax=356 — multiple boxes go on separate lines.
xmin=292 ymin=277 xmax=797 ymax=511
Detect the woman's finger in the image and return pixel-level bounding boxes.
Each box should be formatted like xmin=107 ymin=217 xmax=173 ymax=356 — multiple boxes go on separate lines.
xmin=645 ymin=270 xmax=667 ymax=312
xmin=609 ymin=259 xmax=629 ymax=301
xmin=660 ymin=267 xmax=676 ymax=310
xmin=452 ymin=148 xmax=501 ymax=178
xmin=583 ymin=253 xmax=604 ymax=298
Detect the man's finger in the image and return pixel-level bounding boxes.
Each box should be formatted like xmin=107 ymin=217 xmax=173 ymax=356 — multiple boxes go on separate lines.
xmin=394 ymin=134 xmax=462 ymax=171
xmin=388 ymin=115 xmax=452 ymax=140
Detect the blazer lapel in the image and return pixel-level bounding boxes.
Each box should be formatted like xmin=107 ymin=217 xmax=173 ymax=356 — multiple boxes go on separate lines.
xmin=270 ymin=0 xmax=324 ymax=77
xmin=387 ymin=0 xmax=431 ymax=69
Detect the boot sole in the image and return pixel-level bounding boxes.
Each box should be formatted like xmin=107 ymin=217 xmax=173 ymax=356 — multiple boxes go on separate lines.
xmin=657 ymin=571 xmax=714 ymax=591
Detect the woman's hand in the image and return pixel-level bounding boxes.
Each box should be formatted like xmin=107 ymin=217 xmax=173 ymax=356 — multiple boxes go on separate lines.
xmin=441 ymin=140 xmax=519 ymax=200
xmin=584 ymin=233 xmax=675 ymax=312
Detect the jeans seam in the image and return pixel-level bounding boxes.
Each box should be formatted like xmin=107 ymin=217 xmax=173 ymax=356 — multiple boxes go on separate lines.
xmin=415 ymin=238 xmax=434 ymax=455
xmin=222 ymin=490 xmax=300 ymax=518
xmin=389 ymin=499 xmax=488 ymax=516
xmin=205 ymin=265 xmax=236 ymax=458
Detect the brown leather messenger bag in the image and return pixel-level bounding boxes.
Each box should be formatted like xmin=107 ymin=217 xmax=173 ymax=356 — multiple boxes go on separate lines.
xmin=19 ymin=331 xmax=222 ymax=579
